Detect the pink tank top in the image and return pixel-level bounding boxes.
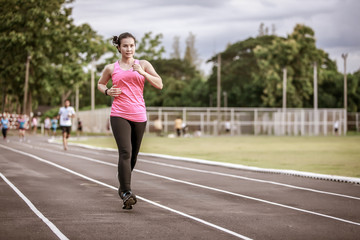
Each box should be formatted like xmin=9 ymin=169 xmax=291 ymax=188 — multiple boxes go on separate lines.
xmin=110 ymin=60 xmax=147 ymax=122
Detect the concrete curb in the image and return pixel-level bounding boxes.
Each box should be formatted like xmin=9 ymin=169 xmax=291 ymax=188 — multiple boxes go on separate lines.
xmin=48 ymin=138 xmax=360 ymax=185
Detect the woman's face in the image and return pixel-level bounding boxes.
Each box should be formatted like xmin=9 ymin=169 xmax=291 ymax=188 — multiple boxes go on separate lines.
xmin=118 ymin=37 xmax=135 ymax=58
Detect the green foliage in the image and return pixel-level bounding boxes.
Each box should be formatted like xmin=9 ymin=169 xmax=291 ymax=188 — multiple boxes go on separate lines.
xmin=144 ymin=58 xmax=207 ymax=107
xmin=133 ymin=34 xmax=207 ymax=107
xmin=347 ymin=70 xmax=360 ymax=112
xmin=136 ymin=32 xmax=165 ymax=61
xmin=1 ymin=4 xmax=358 ymax=113
xmin=184 ymin=32 xmax=200 ymax=68
xmin=253 ymin=24 xmax=327 ymax=107
xmin=207 ymin=35 xmax=276 ymax=107
xmin=206 ymin=24 xmax=359 ymax=111
xmin=41 ymin=107 xmax=60 ymax=120
xmin=0 ymin=0 xmax=108 ymax=113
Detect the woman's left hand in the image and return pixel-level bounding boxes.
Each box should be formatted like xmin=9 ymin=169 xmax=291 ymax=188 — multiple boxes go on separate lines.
xmin=133 ymin=63 xmax=146 ymax=76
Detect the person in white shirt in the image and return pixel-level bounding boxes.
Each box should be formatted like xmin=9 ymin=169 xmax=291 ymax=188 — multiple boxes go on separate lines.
xmin=32 ymin=116 xmax=38 ymax=135
xmin=58 ymin=99 xmax=75 ymax=150
xmin=44 ymin=117 xmax=51 ymax=136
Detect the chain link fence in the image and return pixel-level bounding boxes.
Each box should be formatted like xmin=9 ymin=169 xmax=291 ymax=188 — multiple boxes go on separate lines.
xmin=77 ymin=107 xmax=357 ymax=136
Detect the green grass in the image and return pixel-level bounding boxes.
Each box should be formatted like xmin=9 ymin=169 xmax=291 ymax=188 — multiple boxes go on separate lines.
xmin=69 ymin=135 xmax=360 ymax=178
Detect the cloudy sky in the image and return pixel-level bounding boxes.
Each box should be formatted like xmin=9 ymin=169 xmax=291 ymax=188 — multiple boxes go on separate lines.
xmin=70 ymin=0 xmax=360 ymax=75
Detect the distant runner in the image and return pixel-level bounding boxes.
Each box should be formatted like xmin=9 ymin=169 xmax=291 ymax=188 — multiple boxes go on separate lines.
xmin=18 ymin=115 xmax=27 ymax=141
xmin=51 ymin=116 xmax=58 ymax=137
xmin=1 ymin=114 xmax=9 ymax=140
xmin=58 ymin=99 xmax=75 ymax=150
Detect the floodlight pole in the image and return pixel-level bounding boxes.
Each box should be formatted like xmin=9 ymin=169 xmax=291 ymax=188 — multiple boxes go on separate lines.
xmin=75 ymin=85 xmax=79 ymax=114
xmin=23 ymin=55 xmax=31 ymax=115
xmin=91 ymin=58 xmax=95 ymax=111
xmin=341 ymin=53 xmax=348 ymax=110
xmin=313 ymin=62 xmax=319 ymax=135
xmin=282 ymin=67 xmax=287 ymax=135
xmin=313 ymin=62 xmax=318 ymax=110
xmin=282 ymin=67 xmax=287 ymax=110
xmin=223 ymin=91 xmax=228 ymax=108
xmin=223 ymin=91 xmax=228 ymax=122
xmin=342 ymin=53 xmax=348 ymax=134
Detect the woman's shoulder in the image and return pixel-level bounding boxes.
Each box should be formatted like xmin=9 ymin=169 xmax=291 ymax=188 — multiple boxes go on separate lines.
xmin=105 ymin=63 xmax=116 ymax=72
xmin=138 ymin=59 xmax=151 ymax=68
xmin=138 ymin=59 xmax=149 ymax=64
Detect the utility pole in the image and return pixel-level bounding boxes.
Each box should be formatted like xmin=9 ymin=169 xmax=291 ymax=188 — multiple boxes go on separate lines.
xmin=341 ymin=53 xmax=348 ymax=110
xmin=2 ymin=81 xmax=6 ymax=113
xmin=282 ymin=67 xmax=287 ymax=135
xmin=313 ymin=62 xmax=319 ymax=135
xmin=282 ymin=67 xmax=287 ymax=110
xmin=75 ymin=85 xmax=79 ymax=114
xmin=313 ymin=62 xmax=318 ymax=110
xmin=342 ymin=53 xmax=348 ymax=134
xmin=23 ymin=55 xmax=31 ymax=115
xmin=216 ymin=54 xmax=221 ymax=135
xmin=223 ymin=91 xmax=228 ymax=108
xmin=91 ymin=58 xmax=95 ymax=111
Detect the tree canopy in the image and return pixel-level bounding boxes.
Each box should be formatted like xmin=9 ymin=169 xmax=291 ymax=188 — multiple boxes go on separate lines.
xmin=207 ymin=24 xmax=359 ymax=111
xmin=1 ymin=0 xmax=107 ymax=114
xmin=1 ymin=1 xmax=358 ymax=114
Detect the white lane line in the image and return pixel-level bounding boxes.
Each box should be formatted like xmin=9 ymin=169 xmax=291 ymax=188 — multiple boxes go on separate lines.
xmin=0 ymin=173 xmax=69 ymax=240
xmin=134 ymin=169 xmax=360 ymax=226
xmin=138 ymin=159 xmax=360 ymax=201
xmin=23 ymin=144 xmax=360 ymax=201
xmin=46 ymin=138 xmax=360 ymax=184
xmin=139 ymin=152 xmax=360 ymax=184
xmin=11 ymin=144 xmax=360 ymax=226
xmin=0 ymin=144 xmax=252 ymax=240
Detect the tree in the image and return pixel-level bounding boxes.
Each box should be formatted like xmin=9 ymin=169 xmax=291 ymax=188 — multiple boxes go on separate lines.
xmin=184 ymin=32 xmax=200 ymax=68
xmin=347 ymin=70 xmax=360 ymax=112
xmin=0 ymin=0 xmax=68 ymax=113
xmin=253 ymin=24 xmax=336 ymax=108
xmin=258 ymin=23 xmax=265 ymax=37
xmin=207 ymin=35 xmax=276 ymax=107
xmin=0 ymin=0 xmax=107 ymax=113
xmin=136 ymin=32 xmax=165 ymax=61
xmin=170 ymin=35 xmax=181 ymax=59
xmin=206 ymin=24 xmax=344 ymax=109
xmin=271 ymin=24 xmax=276 ymax=36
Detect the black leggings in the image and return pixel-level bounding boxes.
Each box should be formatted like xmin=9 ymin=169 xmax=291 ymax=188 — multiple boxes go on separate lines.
xmin=2 ymin=128 xmax=8 ymax=138
xmin=110 ymin=116 xmax=147 ymax=194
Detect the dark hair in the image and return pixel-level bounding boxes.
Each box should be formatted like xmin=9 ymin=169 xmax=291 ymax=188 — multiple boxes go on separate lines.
xmin=112 ymin=32 xmax=136 ymax=48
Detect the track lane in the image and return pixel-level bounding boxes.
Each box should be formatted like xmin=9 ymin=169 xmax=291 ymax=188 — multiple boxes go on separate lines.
xmin=15 ymin=139 xmax=360 ymax=224
xmin=1 ymin=136 xmax=360 ymax=239
xmin=0 ymin=142 xmax=251 ymax=240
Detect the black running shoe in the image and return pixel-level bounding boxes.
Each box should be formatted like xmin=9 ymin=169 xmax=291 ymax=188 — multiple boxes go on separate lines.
xmin=121 ymin=191 xmax=137 ymax=210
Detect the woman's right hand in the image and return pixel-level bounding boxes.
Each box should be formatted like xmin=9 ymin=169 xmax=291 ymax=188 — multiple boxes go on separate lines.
xmin=108 ymin=86 xmax=122 ymax=97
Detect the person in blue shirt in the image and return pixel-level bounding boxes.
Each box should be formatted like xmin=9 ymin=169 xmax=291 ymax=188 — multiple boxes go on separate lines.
xmin=18 ymin=114 xmax=27 ymax=141
xmin=1 ymin=114 xmax=9 ymax=140
xmin=51 ymin=116 xmax=58 ymax=137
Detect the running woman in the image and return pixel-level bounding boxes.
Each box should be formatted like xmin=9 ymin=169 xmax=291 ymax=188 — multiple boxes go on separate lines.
xmin=58 ymin=99 xmax=75 ymax=150
xmin=97 ymin=32 xmax=163 ymax=210
xmin=17 ymin=114 xmax=27 ymax=141
xmin=1 ymin=114 xmax=9 ymax=140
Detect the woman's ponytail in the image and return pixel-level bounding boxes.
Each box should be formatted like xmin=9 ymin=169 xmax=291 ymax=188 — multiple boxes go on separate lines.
xmin=112 ymin=36 xmax=119 ymax=47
